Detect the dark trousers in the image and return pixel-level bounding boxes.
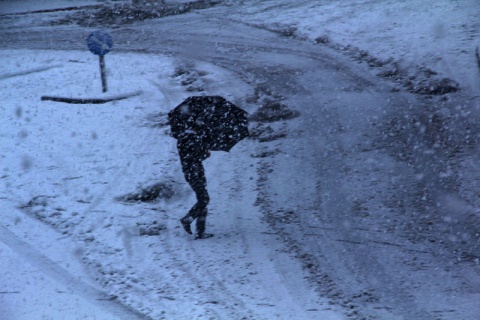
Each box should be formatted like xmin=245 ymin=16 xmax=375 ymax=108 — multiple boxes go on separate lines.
xmin=181 ymin=160 xmax=210 ymax=234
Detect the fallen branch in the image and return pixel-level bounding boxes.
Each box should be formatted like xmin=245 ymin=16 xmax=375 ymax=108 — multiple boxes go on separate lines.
xmin=0 ymin=65 xmax=62 ymax=80
xmin=476 ymin=46 xmax=480 ymax=69
xmin=41 ymin=91 xmax=143 ymax=104
xmin=0 ymin=5 xmax=102 ymax=16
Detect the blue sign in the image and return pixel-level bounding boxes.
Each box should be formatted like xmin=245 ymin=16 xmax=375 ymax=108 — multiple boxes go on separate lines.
xmin=87 ymin=30 xmax=113 ymax=56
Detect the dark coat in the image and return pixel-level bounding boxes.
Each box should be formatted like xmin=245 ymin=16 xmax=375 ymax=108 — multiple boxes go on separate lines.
xmin=177 ymin=130 xmax=209 ymax=165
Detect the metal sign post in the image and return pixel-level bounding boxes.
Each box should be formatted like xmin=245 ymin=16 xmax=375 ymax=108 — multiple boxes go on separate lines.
xmin=87 ymin=30 xmax=113 ymax=93
xmin=99 ymin=54 xmax=107 ymax=93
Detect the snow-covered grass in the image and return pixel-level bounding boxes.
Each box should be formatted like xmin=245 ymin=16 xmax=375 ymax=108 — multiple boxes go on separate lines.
xmin=0 ymin=49 xmax=175 ymax=319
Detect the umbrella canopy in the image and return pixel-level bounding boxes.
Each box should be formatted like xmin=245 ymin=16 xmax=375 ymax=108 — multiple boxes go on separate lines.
xmin=168 ymin=96 xmax=249 ymax=152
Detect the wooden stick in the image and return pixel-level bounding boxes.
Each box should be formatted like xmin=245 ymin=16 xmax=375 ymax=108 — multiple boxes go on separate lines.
xmin=41 ymin=91 xmax=143 ymax=104
xmin=476 ymin=46 xmax=480 ymax=69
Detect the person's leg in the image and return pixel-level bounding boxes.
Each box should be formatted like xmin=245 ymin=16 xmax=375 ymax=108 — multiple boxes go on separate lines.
xmin=194 ymin=212 xmax=213 ymax=239
xmin=181 ymin=161 xmax=210 ymax=235
xmin=194 ymin=202 xmax=208 ymax=235
xmin=185 ymin=161 xmax=209 ymax=219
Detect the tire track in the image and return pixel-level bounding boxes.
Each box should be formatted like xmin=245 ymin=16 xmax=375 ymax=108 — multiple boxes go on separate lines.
xmin=158 ymin=217 xmax=257 ymax=319
xmin=151 ymin=143 xmax=266 ymax=319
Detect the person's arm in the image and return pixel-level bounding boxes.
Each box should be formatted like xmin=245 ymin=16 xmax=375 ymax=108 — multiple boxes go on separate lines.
xmin=179 ymin=128 xmax=210 ymax=161
xmin=195 ymin=134 xmax=210 ymax=161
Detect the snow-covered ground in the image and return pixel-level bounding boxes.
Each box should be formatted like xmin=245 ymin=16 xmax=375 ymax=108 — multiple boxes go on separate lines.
xmin=227 ymin=0 xmax=480 ymax=98
xmin=0 ymin=50 xmax=343 ymax=319
xmin=1 ymin=1 xmax=480 ymax=319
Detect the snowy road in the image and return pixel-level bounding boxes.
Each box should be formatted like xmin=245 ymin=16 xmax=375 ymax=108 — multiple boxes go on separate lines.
xmin=1 ymin=1 xmax=480 ymax=320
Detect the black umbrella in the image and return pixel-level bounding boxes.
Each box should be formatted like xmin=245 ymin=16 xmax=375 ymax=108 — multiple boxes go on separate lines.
xmin=168 ymin=96 xmax=249 ymax=152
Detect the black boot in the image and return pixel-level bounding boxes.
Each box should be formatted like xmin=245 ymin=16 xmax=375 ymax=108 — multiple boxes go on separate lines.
xmin=195 ymin=216 xmax=213 ymax=240
xmin=180 ymin=216 xmax=193 ymax=235
xmin=195 ymin=233 xmax=214 ymax=240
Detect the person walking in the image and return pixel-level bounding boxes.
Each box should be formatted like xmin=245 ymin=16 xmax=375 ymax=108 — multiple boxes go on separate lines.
xmin=169 ymin=96 xmax=249 ymax=240
xmin=176 ymin=122 xmax=214 ymax=240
